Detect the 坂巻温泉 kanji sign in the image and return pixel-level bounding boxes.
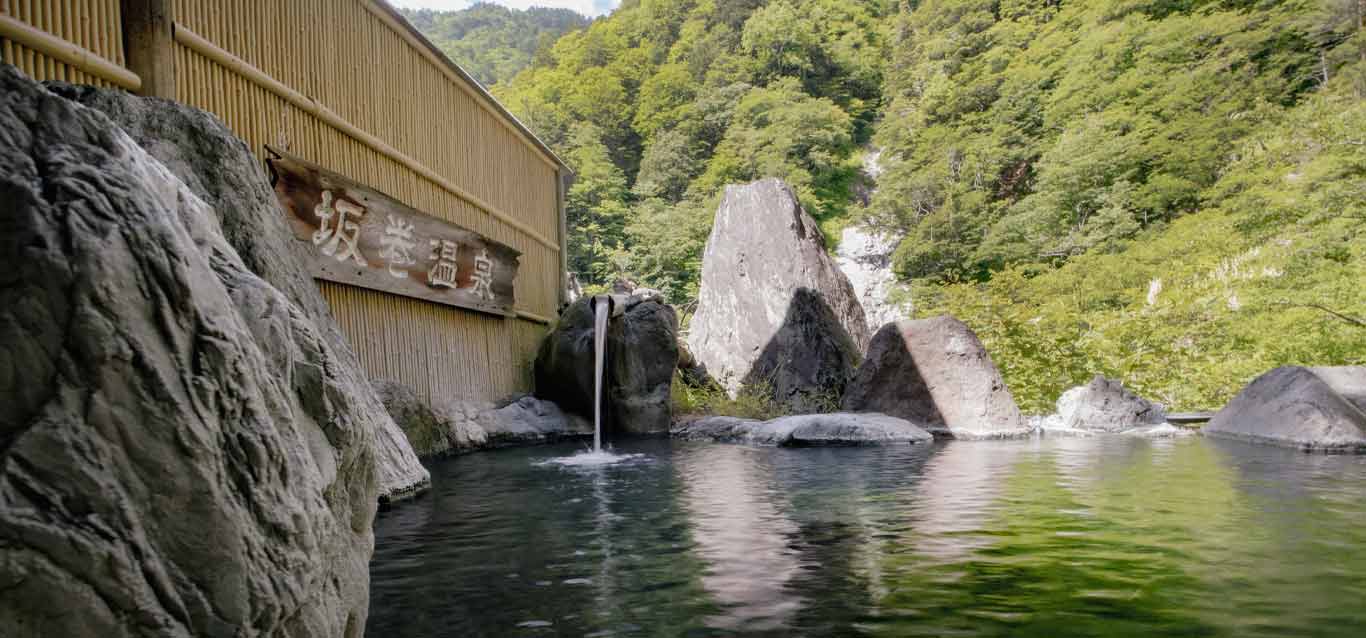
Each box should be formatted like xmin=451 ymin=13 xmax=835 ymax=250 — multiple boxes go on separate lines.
xmin=267 ymin=149 xmax=521 ymax=316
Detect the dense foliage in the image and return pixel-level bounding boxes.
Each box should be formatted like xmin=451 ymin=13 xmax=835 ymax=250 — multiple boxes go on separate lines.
xmin=401 ymin=3 xmax=589 ymax=87
xmin=415 ymin=0 xmax=1365 ymax=411
xmin=492 ymin=0 xmax=890 ymax=300
xmin=876 ymin=0 xmax=1365 ymax=410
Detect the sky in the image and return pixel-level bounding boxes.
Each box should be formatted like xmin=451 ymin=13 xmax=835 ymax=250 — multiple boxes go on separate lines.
xmin=388 ymin=0 xmax=620 ymax=18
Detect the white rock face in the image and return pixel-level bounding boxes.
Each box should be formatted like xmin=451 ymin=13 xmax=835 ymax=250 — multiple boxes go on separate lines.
xmin=835 ymin=224 xmax=910 ymax=330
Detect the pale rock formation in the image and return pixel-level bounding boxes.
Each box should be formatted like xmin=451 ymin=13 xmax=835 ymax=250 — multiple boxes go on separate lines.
xmin=50 ymin=80 xmax=429 ymax=501
xmin=835 ymin=224 xmax=909 ymax=329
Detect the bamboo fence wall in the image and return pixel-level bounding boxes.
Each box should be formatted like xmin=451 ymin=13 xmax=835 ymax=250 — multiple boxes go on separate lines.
xmin=1 ymin=0 xmax=127 ymax=88
xmin=1 ymin=0 xmax=567 ymax=404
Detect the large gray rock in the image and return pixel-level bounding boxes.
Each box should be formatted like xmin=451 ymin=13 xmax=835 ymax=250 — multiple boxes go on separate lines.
xmin=374 ymin=380 xmax=457 ymax=457
xmin=48 ymin=81 xmax=429 ymax=502
xmin=1205 ymin=366 xmax=1366 ymax=451
xmin=842 ymin=317 xmax=1030 ymax=439
xmin=688 ymin=179 xmax=869 ymax=409
xmin=672 ymin=413 xmax=933 ymax=446
xmin=534 ymin=294 xmax=678 ymax=434
xmin=0 ymin=66 xmax=372 ymax=636
xmin=1055 ymin=375 xmax=1167 ymax=432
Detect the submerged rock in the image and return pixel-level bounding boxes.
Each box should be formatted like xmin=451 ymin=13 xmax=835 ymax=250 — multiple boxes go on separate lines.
xmin=376 ymin=383 xmax=590 ymax=456
xmin=1204 ymin=366 xmax=1366 ymax=452
xmin=50 ymin=81 xmax=429 ymax=501
xmin=687 ymin=178 xmax=869 ymax=408
xmin=842 ymin=317 xmax=1030 ymax=439
xmin=673 ymin=413 xmax=933 ymax=446
xmin=1123 ymin=423 xmax=1195 ymax=439
xmin=0 ymin=66 xmax=372 ymax=636
xmin=1055 ymin=375 xmax=1167 ymax=432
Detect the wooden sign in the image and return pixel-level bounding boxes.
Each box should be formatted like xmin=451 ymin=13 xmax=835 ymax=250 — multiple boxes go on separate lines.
xmin=267 ymin=148 xmax=520 ymax=317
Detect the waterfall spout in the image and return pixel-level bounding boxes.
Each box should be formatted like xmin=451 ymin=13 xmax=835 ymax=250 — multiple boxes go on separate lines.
xmin=592 ymin=296 xmax=610 ymax=453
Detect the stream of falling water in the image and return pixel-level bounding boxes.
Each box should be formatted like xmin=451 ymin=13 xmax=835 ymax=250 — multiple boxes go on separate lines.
xmin=537 ymin=296 xmax=643 ymax=468
xmin=593 ymin=296 xmax=608 ymax=453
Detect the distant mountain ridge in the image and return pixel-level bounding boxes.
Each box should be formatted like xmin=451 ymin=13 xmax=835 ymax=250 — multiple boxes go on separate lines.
xmin=401 ymin=3 xmax=589 ymax=88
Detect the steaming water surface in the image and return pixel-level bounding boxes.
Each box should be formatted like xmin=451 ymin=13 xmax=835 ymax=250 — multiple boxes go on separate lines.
xmin=368 ymin=436 xmax=1366 ymax=637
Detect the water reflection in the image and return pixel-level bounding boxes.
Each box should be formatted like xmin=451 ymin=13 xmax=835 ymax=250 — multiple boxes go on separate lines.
xmin=369 ymin=436 xmax=1366 ymax=637
xmin=905 ymin=440 xmax=1028 ymax=562
xmin=675 ymin=443 xmax=802 ymax=631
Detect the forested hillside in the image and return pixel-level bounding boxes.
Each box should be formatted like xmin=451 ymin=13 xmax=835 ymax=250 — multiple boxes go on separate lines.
xmin=490 ymin=0 xmax=888 ymax=300
xmin=876 ymin=0 xmax=1365 ymax=410
xmin=470 ymin=0 xmax=1363 ymax=411
xmin=402 ymin=4 xmax=588 ymax=87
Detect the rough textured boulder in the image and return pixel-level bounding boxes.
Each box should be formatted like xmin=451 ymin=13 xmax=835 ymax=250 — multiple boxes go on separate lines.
xmin=1 ymin=66 xmax=372 ymax=636
xmin=842 ymin=317 xmax=1030 ymax=439
xmin=534 ymin=294 xmax=678 ymax=434
xmin=672 ymin=413 xmax=933 ymax=446
xmin=1055 ymin=375 xmax=1167 ymax=432
xmin=687 ymin=178 xmax=870 ymax=406
xmin=479 ymin=396 xmax=594 ymax=445
xmin=48 ymin=81 xmax=429 ymax=502
xmin=374 ymin=380 xmax=457 ymax=457
xmin=1205 ymin=366 xmax=1366 ymax=451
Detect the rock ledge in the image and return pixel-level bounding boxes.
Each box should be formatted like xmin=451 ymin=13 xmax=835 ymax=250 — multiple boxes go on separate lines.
xmin=672 ymin=413 xmax=933 ymax=447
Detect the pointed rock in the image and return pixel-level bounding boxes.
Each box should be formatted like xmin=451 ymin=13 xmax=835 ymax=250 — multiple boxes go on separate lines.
xmin=688 ymin=178 xmax=869 ymax=408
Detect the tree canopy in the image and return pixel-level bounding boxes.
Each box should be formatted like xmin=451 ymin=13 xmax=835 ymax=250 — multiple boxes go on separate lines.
xmin=412 ymin=0 xmax=1365 ymax=410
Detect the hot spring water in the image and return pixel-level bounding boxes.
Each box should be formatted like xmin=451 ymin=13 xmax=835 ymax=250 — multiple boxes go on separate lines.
xmin=370 ymin=436 xmax=1366 ymax=637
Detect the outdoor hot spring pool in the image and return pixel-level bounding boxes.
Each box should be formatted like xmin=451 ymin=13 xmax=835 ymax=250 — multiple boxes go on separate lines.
xmin=366 ymin=436 xmax=1366 ymax=637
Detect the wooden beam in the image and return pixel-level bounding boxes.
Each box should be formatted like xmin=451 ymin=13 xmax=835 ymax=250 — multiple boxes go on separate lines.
xmin=0 ymin=14 xmax=140 ymax=90
xmin=556 ymin=166 xmax=572 ymax=307
xmin=120 ymin=0 xmax=175 ymax=98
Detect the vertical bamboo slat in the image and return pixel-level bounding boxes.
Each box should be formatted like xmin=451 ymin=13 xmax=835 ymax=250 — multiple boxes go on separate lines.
xmin=1 ymin=0 xmax=124 ymax=87
xmin=4 ymin=0 xmax=563 ymax=405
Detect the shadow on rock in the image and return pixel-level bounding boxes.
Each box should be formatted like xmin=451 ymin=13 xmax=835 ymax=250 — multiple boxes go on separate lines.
xmin=741 ymin=287 xmax=861 ymax=414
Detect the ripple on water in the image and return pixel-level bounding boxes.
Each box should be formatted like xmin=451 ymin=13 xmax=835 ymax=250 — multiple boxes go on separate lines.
xmin=368 ymin=436 xmax=1366 ymax=637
